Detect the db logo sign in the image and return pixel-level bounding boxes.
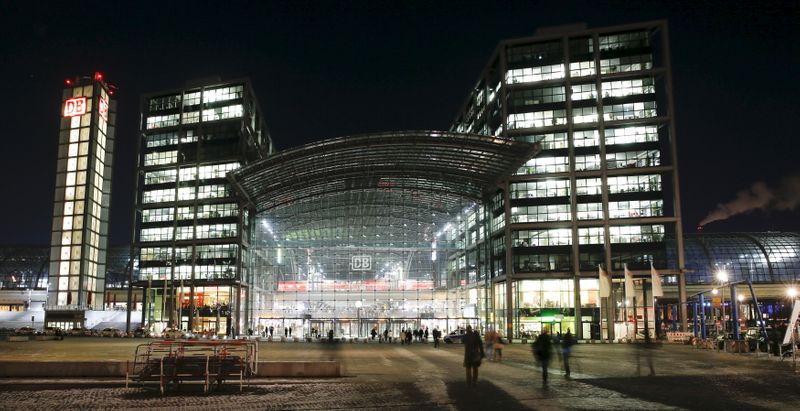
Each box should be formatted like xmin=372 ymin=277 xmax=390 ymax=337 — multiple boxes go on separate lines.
xmin=63 ymin=97 xmax=87 ymax=117
xmin=351 ymin=255 xmax=371 ymax=271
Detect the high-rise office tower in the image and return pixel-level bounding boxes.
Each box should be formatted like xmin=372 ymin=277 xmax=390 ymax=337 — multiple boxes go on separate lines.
xmin=451 ymin=21 xmax=685 ymax=339
xmin=132 ymin=78 xmax=272 ymax=336
xmin=46 ymin=73 xmax=117 ymax=329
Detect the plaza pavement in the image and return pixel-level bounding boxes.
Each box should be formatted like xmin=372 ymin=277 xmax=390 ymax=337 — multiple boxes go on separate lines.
xmin=0 ymin=338 xmax=798 ymax=410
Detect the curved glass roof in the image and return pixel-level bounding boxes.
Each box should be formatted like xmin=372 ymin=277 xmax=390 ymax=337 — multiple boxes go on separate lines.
xmin=230 ymin=131 xmax=538 ymax=247
xmin=676 ymin=232 xmax=800 ymax=285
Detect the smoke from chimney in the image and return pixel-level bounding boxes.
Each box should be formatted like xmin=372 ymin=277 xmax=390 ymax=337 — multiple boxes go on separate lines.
xmin=698 ymin=176 xmax=800 ymax=227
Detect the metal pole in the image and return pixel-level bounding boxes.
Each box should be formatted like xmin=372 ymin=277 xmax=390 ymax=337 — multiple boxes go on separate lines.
xmin=730 ymin=284 xmax=739 ymax=342
xmin=699 ymin=293 xmax=706 ymax=339
xmin=643 ymin=278 xmax=650 ymax=343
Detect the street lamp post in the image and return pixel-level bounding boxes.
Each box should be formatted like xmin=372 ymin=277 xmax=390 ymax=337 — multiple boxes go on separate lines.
xmin=716 ymin=269 xmax=729 ymax=342
xmin=355 ymin=300 xmax=363 ymax=338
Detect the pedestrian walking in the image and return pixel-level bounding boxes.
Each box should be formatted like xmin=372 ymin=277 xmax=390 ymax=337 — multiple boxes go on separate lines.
xmin=561 ymin=329 xmax=575 ymax=378
xmin=532 ymin=330 xmax=553 ymax=386
xmin=463 ymin=325 xmax=485 ymax=386
xmin=484 ymin=329 xmax=495 ymax=361
xmin=383 ymin=328 xmax=389 ymax=343
xmin=269 ymin=326 xmax=274 ymax=337
xmin=424 ymin=327 xmax=429 ymax=342
xmin=284 ymin=327 xmax=288 ymax=337
xmin=433 ymin=328 xmax=441 ymax=348
xmin=493 ymin=332 xmax=505 ymax=362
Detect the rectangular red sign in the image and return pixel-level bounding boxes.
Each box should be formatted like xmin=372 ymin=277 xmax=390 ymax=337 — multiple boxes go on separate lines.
xmin=63 ymin=97 xmax=87 ymax=117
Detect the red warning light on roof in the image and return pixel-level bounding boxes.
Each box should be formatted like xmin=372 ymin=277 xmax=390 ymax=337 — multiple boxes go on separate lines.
xmin=94 ymin=72 xmax=104 ymax=81
xmin=65 ymin=79 xmax=73 ymax=86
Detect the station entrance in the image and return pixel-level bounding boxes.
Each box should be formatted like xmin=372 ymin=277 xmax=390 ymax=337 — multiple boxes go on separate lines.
xmin=231 ymin=132 xmax=536 ymax=338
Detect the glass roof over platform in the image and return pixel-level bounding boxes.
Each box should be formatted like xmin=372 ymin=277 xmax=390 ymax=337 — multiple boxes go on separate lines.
xmin=229 ymin=131 xmax=537 ymax=290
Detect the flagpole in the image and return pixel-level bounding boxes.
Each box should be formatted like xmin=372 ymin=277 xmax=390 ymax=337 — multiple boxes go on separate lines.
xmin=643 ymin=277 xmax=650 ymax=343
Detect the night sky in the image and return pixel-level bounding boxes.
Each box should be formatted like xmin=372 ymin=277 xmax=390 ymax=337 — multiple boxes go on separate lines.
xmin=0 ymin=0 xmax=798 ymax=246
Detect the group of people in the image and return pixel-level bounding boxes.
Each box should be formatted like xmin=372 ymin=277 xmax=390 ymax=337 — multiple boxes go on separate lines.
xmin=263 ymin=325 xmax=294 ymax=338
xmin=398 ymin=327 xmax=429 ymax=345
xmin=482 ymin=329 xmax=506 ymax=362
xmin=531 ymin=329 xmax=576 ymax=385
xmin=461 ymin=326 xmax=575 ymax=387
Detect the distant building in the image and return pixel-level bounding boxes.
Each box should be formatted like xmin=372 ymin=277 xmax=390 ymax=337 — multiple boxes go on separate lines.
xmin=449 ymin=20 xmax=684 ymax=339
xmin=132 ymin=78 xmax=273 ymax=336
xmin=45 ymin=73 xmax=117 ymax=329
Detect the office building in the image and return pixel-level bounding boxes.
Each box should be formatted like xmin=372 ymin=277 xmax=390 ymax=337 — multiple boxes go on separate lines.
xmin=449 ymin=21 xmax=684 ymax=339
xmin=132 ymin=78 xmax=273 ymax=336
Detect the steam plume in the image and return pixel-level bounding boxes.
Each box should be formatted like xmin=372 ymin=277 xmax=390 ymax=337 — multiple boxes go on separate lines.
xmin=699 ymin=177 xmax=800 ymax=226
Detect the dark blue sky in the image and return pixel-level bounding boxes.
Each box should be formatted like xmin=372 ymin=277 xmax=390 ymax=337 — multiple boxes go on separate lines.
xmin=0 ymin=0 xmax=798 ymax=245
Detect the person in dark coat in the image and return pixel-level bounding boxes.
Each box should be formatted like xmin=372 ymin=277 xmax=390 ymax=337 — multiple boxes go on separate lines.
xmin=463 ymin=325 xmax=485 ymax=386
xmin=561 ymin=329 xmax=576 ymax=378
xmin=533 ymin=330 xmax=553 ymax=385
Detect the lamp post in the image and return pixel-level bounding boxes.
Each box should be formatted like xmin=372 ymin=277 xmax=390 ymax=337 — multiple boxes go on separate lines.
xmin=716 ymin=269 xmax=729 ymax=338
xmin=355 ymin=300 xmax=363 ymax=338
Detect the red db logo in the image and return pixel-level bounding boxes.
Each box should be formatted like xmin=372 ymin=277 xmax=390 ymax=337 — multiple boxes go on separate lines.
xmin=63 ymin=97 xmax=87 ymax=117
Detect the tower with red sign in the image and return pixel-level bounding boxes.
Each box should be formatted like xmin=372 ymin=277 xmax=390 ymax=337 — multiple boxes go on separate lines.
xmin=46 ymin=73 xmax=117 ymax=329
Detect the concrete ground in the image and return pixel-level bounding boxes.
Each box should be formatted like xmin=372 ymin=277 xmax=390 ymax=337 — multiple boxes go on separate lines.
xmin=0 ymin=338 xmax=799 ymax=410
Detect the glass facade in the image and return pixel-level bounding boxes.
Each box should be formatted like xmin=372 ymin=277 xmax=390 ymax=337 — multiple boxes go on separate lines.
xmin=450 ymin=21 xmax=683 ymax=339
xmin=133 ymin=79 xmax=273 ymax=336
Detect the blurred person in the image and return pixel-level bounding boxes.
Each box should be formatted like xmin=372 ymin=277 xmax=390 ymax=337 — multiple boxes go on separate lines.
xmin=463 ymin=325 xmax=485 ymax=386
xmin=532 ymin=330 xmax=553 ymax=386
xmin=561 ymin=329 xmax=575 ymax=378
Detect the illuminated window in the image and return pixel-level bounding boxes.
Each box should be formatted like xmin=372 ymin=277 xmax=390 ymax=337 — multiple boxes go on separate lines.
xmin=511 ymin=204 xmax=571 ymax=222
xmin=513 ymin=229 xmax=572 ymax=247
xmin=145 ymin=132 xmax=178 ymax=148
xmin=600 ymin=54 xmax=653 ymax=74
xmin=575 ymin=154 xmax=601 ymax=171
xmin=507 ymin=110 xmax=567 ymax=129
xmin=140 ymin=227 xmax=174 ymax=242
xmin=572 ymin=107 xmax=598 ymax=124
xmin=144 ymin=150 xmax=178 ymax=166
xmin=598 ymin=31 xmax=649 ymax=51
xmin=605 ymin=150 xmax=660 ymax=169
xmin=142 ymin=207 xmax=174 ymax=223
xmin=573 ymin=130 xmax=600 ymax=147
xmin=569 ymin=60 xmax=595 ymax=77
xmin=575 ymin=178 xmax=602 ymax=195
xmin=607 ymin=175 xmax=661 ymax=193
xmin=183 ymin=92 xmax=201 ymax=106
xmin=142 ymin=188 xmax=176 ymax=204
xmin=609 ymin=224 xmax=664 ymax=243
xmin=601 ymin=78 xmax=655 ymax=98
xmin=576 ymin=203 xmax=603 ymax=220
xmin=603 ymin=102 xmax=657 ymax=121
xmin=197 ymin=184 xmax=229 ymax=199
xmin=146 ymin=114 xmax=180 ymax=129
xmin=514 ymin=133 xmax=568 ymax=150
xmin=202 ymin=104 xmax=243 ymax=122
xmin=608 ymin=199 xmax=663 ymax=218
xmin=505 ymin=64 xmax=565 ymax=84
xmin=517 ymin=156 xmax=569 ymax=175
xmin=570 ymin=84 xmax=596 ymax=100
xmin=198 ymin=162 xmax=240 ymax=179
xmin=578 ymin=227 xmax=604 ymax=245
xmin=605 ymin=126 xmax=658 ymax=145
xmin=182 ymin=111 xmax=200 ymax=124
xmin=203 ymin=85 xmax=244 ymax=103
xmin=144 ymin=169 xmax=177 ymax=185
